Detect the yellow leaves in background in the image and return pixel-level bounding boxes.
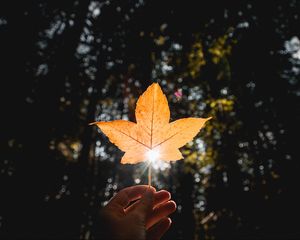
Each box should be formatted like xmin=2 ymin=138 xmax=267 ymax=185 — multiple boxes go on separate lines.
xmin=208 ymin=32 xmax=236 ymax=80
xmin=208 ymin=34 xmax=233 ymax=64
xmin=187 ymin=31 xmax=235 ymax=80
xmin=209 ymin=98 xmax=234 ymax=112
xmin=154 ymin=36 xmax=167 ymax=46
xmin=205 ymin=97 xmax=236 ymax=136
xmin=188 ymin=41 xmax=206 ymax=79
xmin=182 ymin=97 xmax=236 ymax=174
xmin=183 ymin=147 xmax=216 ymax=174
xmin=56 ymin=140 xmax=82 ymax=162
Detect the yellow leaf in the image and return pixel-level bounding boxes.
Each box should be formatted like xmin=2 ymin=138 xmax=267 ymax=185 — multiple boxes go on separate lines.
xmin=91 ymin=83 xmax=211 ymax=164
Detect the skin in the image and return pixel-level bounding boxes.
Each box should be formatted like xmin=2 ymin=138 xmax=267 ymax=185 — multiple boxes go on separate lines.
xmin=96 ymin=185 xmax=177 ymax=240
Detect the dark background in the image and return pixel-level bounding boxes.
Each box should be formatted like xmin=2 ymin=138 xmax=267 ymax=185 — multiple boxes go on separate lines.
xmin=1 ymin=0 xmax=300 ymax=239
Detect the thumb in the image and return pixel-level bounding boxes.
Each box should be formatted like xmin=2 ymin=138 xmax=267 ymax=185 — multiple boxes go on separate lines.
xmin=133 ymin=187 xmax=155 ymax=219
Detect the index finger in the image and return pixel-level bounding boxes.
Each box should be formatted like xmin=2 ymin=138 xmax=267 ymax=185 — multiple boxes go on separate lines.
xmin=108 ymin=185 xmax=156 ymax=208
xmin=125 ymin=190 xmax=171 ymax=213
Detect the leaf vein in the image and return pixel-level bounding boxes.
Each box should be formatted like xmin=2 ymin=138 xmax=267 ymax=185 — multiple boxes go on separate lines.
xmin=109 ymin=125 xmax=150 ymax=149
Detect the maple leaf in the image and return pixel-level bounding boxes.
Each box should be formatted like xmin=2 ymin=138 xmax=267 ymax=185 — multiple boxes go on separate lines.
xmin=91 ymin=83 xmax=211 ymax=164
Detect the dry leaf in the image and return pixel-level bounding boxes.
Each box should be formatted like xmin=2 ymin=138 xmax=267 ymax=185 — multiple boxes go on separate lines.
xmin=91 ymin=83 xmax=211 ymax=164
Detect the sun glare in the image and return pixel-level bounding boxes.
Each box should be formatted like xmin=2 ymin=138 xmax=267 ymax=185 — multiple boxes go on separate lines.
xmin=146 ymin=149 xmax=160 ymax=163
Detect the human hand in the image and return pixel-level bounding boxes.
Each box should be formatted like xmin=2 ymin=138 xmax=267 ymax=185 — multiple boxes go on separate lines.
xmin=95 ymin=185 xmax=176 ymax=240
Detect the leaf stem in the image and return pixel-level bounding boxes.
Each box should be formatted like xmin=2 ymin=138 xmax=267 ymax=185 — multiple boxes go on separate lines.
xmin=148 ymin=164 xmax=152 ymax=187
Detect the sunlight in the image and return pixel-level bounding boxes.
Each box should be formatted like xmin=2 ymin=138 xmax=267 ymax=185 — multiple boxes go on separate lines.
xmin=145 ymin=149 xmax=170 ymax=171
xmin=146 ymin=149 xmax=160 ymax=163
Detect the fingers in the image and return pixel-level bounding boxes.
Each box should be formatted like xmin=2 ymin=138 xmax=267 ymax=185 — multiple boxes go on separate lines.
xmin=125 ymin=190 xmax=171 ymax=213
xmin=132 ymin=187 xmax=155 ymax=218
xmin=153 ymin=190 xmax=171 ymax=207
xmin=147 ymin=217 xmax=172 ymax=240
xmin=146 ymin=200 xmax=176 ymax=229
xmin=108 ymin=185 xmax=156 ymax=208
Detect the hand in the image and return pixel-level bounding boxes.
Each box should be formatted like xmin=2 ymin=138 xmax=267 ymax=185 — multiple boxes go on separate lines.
xmin=95 ymin=185 xmax=176 ymax=240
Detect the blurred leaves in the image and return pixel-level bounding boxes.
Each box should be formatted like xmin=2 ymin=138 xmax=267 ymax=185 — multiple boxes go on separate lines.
xmin=187 ymin=40 xmax=206 ymax=79
xmin=2 ymin=1 xmax=300 ymax=240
